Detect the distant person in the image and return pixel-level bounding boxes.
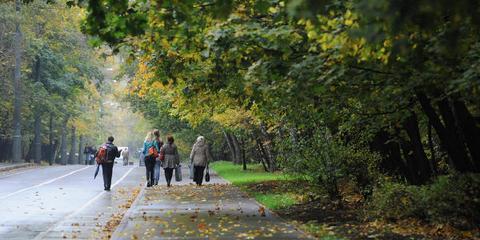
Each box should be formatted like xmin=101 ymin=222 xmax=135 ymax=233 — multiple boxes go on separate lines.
xmin=153 ymin=129 xmax=164 ymax=185
xmin=83 ymin=145 xmax=90 ymax=165
xmin=160 ymin=135 xmax=180 ymax=187
xmin=189 ymin=136 xmax=211 ymax=186
xmin=122 ymin=148 xmax=129 ymax=166
xmin=96 ymin=136 xmax=121 ymax=191
xmin=90 ymin=146 xmax=97 ymax=165
xmin=143 ymin=131 xmax=159 ymax=187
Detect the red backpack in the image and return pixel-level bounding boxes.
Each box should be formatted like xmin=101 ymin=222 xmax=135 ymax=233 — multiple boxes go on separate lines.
xmin=95 ymin=145 xmax=108 ymax=164
xmin=148 ymin=145 xmax=158 ymax=158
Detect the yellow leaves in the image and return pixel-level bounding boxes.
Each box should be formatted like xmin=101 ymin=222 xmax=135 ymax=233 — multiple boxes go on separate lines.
xmin=307 ymin=30 xmax=318 ymax=40
xmin=344 ymin=18 xmax=354 ymax=26
xmin=160 ymin=38 xmax=170 ymax=49
xmin=258 ymin=206 xmax=266 ymax=217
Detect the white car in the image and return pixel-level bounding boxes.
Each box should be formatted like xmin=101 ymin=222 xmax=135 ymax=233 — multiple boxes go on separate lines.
xmin=114 ymin=147 xmax=129 ymax=165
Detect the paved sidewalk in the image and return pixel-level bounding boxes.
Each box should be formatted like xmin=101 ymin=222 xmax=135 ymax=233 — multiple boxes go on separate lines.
xmin=0 ymin=162 xmax=35 ymax=173
xmin=112 ymin=165 xmax=312 ymax=239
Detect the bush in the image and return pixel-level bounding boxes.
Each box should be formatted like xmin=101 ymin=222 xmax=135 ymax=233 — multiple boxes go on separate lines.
xmin=276 ymin=127 xmax=346 ymax=199
xmin=369 ymin=174 xmax=480 ymax=228
xmin=369 ymin=181 xmax=425 ymax=220
xmin=425 ymin=174 xmax=480 ymax=228
xmin=277 ymin=127 xmax=380 ymax=199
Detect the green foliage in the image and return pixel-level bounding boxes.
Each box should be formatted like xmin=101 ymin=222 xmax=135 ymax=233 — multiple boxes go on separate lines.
xmin=369 ymin=181 xmax=425 ymax=220
xmin=370 ymin=174 xmax=480 ymax=228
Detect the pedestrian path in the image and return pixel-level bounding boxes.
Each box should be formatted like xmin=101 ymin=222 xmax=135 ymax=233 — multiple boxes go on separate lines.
xmin=0 ymin=162 xmax=35 ymax=173
xmin=112 ymin=165 xmax=312 ymax=239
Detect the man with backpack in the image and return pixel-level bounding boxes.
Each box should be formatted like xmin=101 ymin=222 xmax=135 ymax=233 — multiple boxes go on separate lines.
xmin=96 ymin=136 xmax=121 ymax=191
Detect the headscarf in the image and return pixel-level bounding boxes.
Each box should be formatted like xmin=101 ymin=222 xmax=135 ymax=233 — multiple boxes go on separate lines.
xmin=195 ymin=136 xmax=205 ymax=146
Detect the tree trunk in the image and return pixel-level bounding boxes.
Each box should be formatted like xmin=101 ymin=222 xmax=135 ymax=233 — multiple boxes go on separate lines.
xmin=370 ymin=130 xmax=409 ymax=177
xmin=33 ymin=56 xmax=42 ymax=164
xmin=60 ymin=117 xmax=68 ymax=165
xmin=452 ymin=100 xmax=480 ymax=171
xmin=427 ymin=121 xmax=437 ymax=175
xmin=78 ymin=135 xmax=84 ymax=165
xmin=256 ymin=140 xmax=270 ymax=172
xmin=240 ymin=137 xmax=247 ymax=170
xmin=231 ymin=134 xmax=242 ymax=164
xmin=49 ymin=113 xmax=54 ymax=165
xmin=223 ymin=130 xmax=237 ymax=163
xmin=403 ymin=112 xmax=432 ymax=184
xmin=416 ymin=91 xmax=472 ymax=172
xmin=437 ymin=98 xmax=473 ymax=172
xmin=33 ymin=114 xmax=41 ymax=164
xmin=68 ymin=126 xmax=76 ymax=164
xmin=260 ymin=124 xmax=276 ymax=172
xmin=12 ymin=0 xmax=23 ymax=163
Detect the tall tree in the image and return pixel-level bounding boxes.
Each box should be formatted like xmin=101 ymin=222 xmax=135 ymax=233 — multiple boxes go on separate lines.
xmin=12 ymin=0 xmax=23 ymax=163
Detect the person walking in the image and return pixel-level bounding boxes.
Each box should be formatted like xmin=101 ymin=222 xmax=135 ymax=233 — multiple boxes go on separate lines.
xmin=122 ymin=148 xmax=129 ymax=166
xmin=153 ymin=129 xmax=164 ymax=185
xmin=161 ymin=135 xmax=180 ymax=187
xmin=189 ymin=136 xmax=211 ymax=186
xmin=143 ymin=131 xmax=159 ymax=187
xmin=97 ymin=136 xmax=121 ymax=191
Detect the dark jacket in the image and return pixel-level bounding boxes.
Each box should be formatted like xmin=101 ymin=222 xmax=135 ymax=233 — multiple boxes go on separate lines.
xmin=103 ymin=141 xmax=120 ymax=163
xmin=161 ymin=143 xmax=180 ymax=168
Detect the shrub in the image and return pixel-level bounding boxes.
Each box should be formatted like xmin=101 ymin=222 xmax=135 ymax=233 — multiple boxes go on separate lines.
xmin=425 ymin=174 xmax=480 ymax=228
xmin=369 ymin=174 xmax=480 ymax=229
xmin=369 ymin=181 xmax=425 ymax=220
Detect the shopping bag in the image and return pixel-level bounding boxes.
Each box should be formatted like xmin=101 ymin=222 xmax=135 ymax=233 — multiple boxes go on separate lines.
xmin=189 ymin=164 xmax=194 ymax=179
xmin=205 ymin=166 xmax=210 ymax=182
xmin=175 ymin=165 xmax=182 ymax=182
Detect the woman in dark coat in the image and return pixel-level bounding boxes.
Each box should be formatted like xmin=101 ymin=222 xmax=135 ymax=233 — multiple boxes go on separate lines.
xmin=161 ymin=135 xmax=180 ymax=187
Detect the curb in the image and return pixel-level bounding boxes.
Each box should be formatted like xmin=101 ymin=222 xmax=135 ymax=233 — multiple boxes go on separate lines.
xmin=0 ymin=163 xmax=35 ymax=173
xmin=111 ymin=182 xmax=147 ymax=238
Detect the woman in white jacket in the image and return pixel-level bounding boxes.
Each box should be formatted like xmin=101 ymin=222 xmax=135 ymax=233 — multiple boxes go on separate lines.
xmin=189 ymin=136 xmax=211 ymax=186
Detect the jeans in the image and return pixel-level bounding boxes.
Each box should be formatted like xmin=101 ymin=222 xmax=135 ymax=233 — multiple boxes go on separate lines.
xmin=164 ymin=168 xmax=174 ymax=186
xmin=101 ymin=162 xmax=114 ymax=190
xmin=193 ymin=166 xmax=206 ymax=185
xmin=144 ymin=156 xmax=155 ymax=186
xmin=154 ymin=160 xmax=161 ymax=185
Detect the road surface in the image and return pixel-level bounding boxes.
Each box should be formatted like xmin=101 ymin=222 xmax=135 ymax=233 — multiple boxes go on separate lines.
xmin=0 ymin=164 xmax=144 ymax=239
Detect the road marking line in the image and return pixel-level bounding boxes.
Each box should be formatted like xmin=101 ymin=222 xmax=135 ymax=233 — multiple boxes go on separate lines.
xmin=0 ymin=166 xmax=90 ymax=200
xmin=71 ymin=166 xmax=135 ymax=216
xmin=33 ymin=167 xmax=136 ymax=240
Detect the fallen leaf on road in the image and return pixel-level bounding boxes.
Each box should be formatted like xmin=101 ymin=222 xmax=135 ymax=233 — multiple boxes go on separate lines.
xmin=258 ymin=206 xmax=266 ymax=217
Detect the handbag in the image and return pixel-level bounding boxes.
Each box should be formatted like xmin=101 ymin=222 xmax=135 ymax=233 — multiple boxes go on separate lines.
xmin=205 ymin=165 xmax=210 ymax=182
xmin=175 ymin=165 xmax=182 ymax=182
xmin=159 ymin=148 xmax=165 ymax=161
xmin=189 ymin=163 xmax=194 ymax=179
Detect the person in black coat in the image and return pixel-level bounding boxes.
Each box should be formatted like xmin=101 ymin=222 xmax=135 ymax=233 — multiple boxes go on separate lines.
xmin=98 ymin=136 xmax=121 ymax=191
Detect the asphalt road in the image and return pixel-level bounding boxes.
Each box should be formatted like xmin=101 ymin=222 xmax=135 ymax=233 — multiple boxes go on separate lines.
xmin=0 ymin=164 xmax=144 ymax=239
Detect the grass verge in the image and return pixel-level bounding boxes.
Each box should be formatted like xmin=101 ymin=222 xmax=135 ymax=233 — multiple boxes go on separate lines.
xmin=210 ymin=161 xmax=335 ymax=238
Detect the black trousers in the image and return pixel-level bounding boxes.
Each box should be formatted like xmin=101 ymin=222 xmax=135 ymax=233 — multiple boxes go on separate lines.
xmin=101 ymin=162 xmax=114 ymax=190
xmin=144 ymin=156 xmax=156 ymax=185
xmin=164 ymin=168 xmax=174 ymax=185
xmin=193 ymin=166 xmax=206 ymax=185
